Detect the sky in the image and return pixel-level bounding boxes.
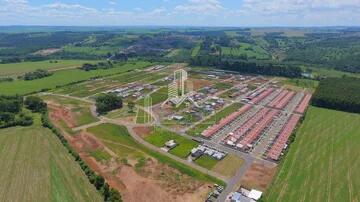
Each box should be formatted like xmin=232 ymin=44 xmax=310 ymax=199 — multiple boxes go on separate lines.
xmin=0 ymin=0 xmax=360 ymax=27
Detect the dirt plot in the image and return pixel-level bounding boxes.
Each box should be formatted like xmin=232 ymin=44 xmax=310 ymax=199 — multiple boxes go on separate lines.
xmin=188 ymin=78 xmax=212 ymax=90
xmin=48 ymin=103 xmax=77 ymax=128
xmin=62 ymin=125 xmax=212 ymax=202
xmin=119 ymin=160 xmax=211 ymax=202
xmin=133 ymin=126 xmax=153 ymax=138
xmin=241 ymin=161 xmax=277 ymax=192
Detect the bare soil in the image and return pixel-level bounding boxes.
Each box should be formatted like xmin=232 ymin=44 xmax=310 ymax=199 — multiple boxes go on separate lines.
xmin=133 ymin=126 xmax=153 ymax=138
xmin=240 ymin=161 xmax=277 ymax=192
xmin=48 ymin=103 xmax=77 ymax=128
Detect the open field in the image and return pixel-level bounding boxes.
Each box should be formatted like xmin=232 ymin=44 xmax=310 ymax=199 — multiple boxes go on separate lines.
xmin=194 ymin=155 xmax=218 ymax=169
xmin=282 ymin=78 xmax=319 ymax=92
xmin=266 ymin=106 xmax=360 ymax=202
xmin=136 ymin=108 xmax=153 ymax=124
xmin=41 ymin=94 xmax=99 ymax=127
xmin=137 ymin=87 xmax=168 ymax=106
xmin=0 ymin=124 xmax=102 ymax=202
xmin=221 ymin=43 xmax=269 ymax=59
xmin=0 ymin=60 xmax=99 ymax=77
xmin=187 ymin=102 xmax=244 ymax=136
xmin=0 ymin=61 xmax=152 ymax=95
xmin=144 ymin=127 xmax=199 ymax=158
xmin=212 ymin=155 xmax=244 ymax=178
xmin=87 ymin=123 xmax=223 ymax=185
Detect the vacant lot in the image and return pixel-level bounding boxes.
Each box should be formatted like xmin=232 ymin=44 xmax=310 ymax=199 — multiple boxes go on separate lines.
xmin=0 ymin=61 xmax=152 ymax=95
xmin=0 ymin=125 xmax=102 ymax=202
xmin=137 ymin=87 xmax=168 ymax=106
xmin=42 ymin=94 xmax=99 ymax=127
xmin=266 ymin=107 xmax=360 ymax=202
xmin=85 ymin=123 xmax=223 ymax=201
xmin=187 ymin=102 xmax=243 ymax=136
xmin=0 ymin=60 xmax=98 ymax=77
xmin=144 ymin=127 xmax=198 ymax=158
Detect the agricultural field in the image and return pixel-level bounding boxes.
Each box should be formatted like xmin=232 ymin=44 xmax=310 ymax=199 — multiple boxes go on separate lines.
xmin=0 ymin=59 xmax=99 ymax=77
xmin=0 ymin=122 xmax=102 ymax=202
xmin=187 ymin=102 xmax=243 ymax=136
xmin=266 ymin=106 xmax=360 ymax=202
xmin=221 ymin=43 xmax=270 ymax=60
xmin=0 ymin=61 xmax=152 ymax=95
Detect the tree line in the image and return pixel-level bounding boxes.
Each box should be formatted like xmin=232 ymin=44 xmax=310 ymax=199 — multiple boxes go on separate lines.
xmin=41 ymin=105 xmax=123 ymax=202
xmin=312 ymin=77 xmax=360 ymax=113
xmin=190 ymin=56 xmax=302 ymax=78
xmin=21 ymin=69 xmax=53 ymax=80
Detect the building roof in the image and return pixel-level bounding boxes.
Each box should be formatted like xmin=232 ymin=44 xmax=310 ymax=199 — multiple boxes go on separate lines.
xmin=248 ymin=190 xmax=263 ymax=200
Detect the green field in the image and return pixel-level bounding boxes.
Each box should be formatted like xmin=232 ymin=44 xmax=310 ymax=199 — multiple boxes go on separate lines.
xmin=144 ymin=127 xmax=198 ymax=158
xmin=0 ymin=60 xmax=99 ymax=77
xmin=194 ymin=155 xmax=218 ymax=169
xmin=187 ymin=102 xmax=243 ymax=136
xmin=137 ymin=87 xmax=168 ymax=106
xmin=282 ymin=78 xmax=319 ymax=91
xmin=221 ymin=43 xmax=269 ymax=59
xmin=0 ymin=124 xmax=102 ymax=202
xmin=266 ymin=106 xmax=360 ymax=202
xmin=63 ymin=46 xmax=118 ymax=56
xmin=87 ymin=123 xmax=224 ymax=185
xmin=0 ymin=61 xmax=152 ymax=95
xmin=191 ymin=44 xmax=201 ymax=57
xmin=136 ymin=109 xmax=153 ymax=124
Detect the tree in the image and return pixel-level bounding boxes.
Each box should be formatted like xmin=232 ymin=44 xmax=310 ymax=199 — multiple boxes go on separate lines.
xmin=95 ymin=93 xmax=123 ymax=115
xmin=127 ymin=101 xmax=135 ymax=113
xmin=24 ymin=96 xmax=47 ymax=113
xmin=106 ymin=188 xmax=122 ymax=202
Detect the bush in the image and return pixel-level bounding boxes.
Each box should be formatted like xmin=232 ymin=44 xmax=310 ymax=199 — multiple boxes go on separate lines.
xmin=24 ymin=96 xmax=47 ymax=113
xmin=23 ymin=69 xmax=53 ymax=80
xmin=95 ymin=93 xmax=123 ymax=115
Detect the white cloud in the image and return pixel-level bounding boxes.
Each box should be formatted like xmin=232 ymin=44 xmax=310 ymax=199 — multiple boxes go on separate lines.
xmin=0 ymin=0 xmax=359 ymax=26
xmin=174 ymin=0 xmax=223 ymax=14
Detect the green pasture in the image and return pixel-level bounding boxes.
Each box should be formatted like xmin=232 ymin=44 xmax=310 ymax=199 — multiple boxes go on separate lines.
xmin=0 ymin=61 xmax=152 ymax=95
xmin=0 ymin=60 xmax=99 ymax=77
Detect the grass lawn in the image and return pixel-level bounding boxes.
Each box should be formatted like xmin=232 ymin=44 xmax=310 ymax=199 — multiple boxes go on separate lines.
xmin=136 ymin=109 xmax=153 ymax=124
xmin=144 ymin=127 xmax=198 ymax=158
xmin=137 ymin=87 xmax=168 ymax=106
xmin=266 ymin=106 xmax=360 ymax=202
xmin=212 ymin=154 xmax=244 ymax=178
xmin=0 ymin=124 xmax=102 ymax=202
xmin=0 ymin=61 xmax=152 ymax=95
xmin=87 ymin=123 xmax=224 ymax=185
xmin=282 ymin=78 xmax=319 ymax=91
xmin=187 ymin=102 xmax=244 ymax=136
xmin=89 ymin=149 xmax=112 ymax=162
xmin=0 ymin=60 xmax=99 ymax=77
xmin=214 ymin=82 xmax=233 ymax=90
xmin=194 ymin=155 xmax=219 ymax=169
